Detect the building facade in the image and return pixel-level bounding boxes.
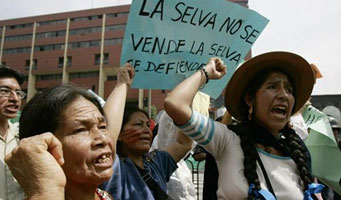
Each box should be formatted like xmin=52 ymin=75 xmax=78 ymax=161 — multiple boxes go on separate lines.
xmin=0 ymin=0 xmax=249 ymax=114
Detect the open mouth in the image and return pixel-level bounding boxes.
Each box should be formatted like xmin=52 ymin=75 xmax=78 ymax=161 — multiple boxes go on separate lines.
xmin=272 ymin=106 xmax=287 ymax=116
xmin=95 ymin=153 xmax=112 ymax=165
xmin=5 ymin=105 xmax=19 ymax=112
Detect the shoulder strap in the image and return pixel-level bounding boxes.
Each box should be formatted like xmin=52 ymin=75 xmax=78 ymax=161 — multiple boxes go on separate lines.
xmin=227 ymin=124 xmax=277 ymax=199
xmin=255 ymin=148 xmax=277 ymax=199
xmin=136 ymin=166 xmax=170 ymax=200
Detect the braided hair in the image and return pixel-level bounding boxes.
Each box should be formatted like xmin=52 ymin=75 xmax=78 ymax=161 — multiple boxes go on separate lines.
xmin=282 ymin=126 xmax=314 ymax=190
xmin=236 ymin=68 xmax=315 ymax=199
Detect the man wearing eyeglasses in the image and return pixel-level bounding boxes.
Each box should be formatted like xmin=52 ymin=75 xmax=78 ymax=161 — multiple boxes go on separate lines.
xmin=0 ymin=65 xmax=25 ymax=200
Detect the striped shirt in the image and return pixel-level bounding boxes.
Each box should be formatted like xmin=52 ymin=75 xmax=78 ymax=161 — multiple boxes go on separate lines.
xmin=177 ymin=110 xmax=304 ymax=200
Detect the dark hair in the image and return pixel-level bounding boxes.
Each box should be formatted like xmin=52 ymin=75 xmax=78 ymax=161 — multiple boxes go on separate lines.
xmin=236 ymin=68 xmax=314 ymax=199
xmin=0 ymin=65 xmax=24 ymax=85
xmin=122 ymin=105 xmax=149 ymax=128
xmin=19 ymin=84 xmax=104 ymax=139
xmin=117 ymin=105 xmax=149 ymax=156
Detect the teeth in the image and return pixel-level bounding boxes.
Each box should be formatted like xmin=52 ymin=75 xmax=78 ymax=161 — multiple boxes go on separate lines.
xmin=274 ymin=106 xmax=286 ymax=110
xmin=97 ymin=154 xmax=110 ymax=163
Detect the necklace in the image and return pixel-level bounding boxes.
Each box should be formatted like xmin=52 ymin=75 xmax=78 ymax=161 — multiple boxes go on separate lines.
xmin=96 ymin=188 xmax=112 ymax=200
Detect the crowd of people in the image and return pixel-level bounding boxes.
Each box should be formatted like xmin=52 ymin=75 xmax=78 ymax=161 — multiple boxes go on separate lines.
xmin=1 ymin=51 xmax=340 ymax=200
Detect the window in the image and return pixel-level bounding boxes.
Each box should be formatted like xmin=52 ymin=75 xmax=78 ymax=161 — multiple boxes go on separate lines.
xmin=9 ymin=23 xmax=33 ymax=30
xmin=69 ymin=40 xmax=100 ymax=49
xmin=36 ymin=74 xmax=62 ymax=81
xmin=94 ymin=53 xmax=109 ymax=65
xmin=58 ymin=56 xmax=72 ymax=68
xmin=70 ymin=71 xmax=99 ymax=79
xmin=37 ymin=19 xmax=67 ymax=26
xmin=104 ymin=38 xmax=123 ymax=46
xmin=90 ymin=40 xmax=100 ymax=47
xmin=94 ymin=54 xmax=100 ymax=65
xmin=107 ymin=13 xmax=118 ymax=18
xmin=79 ymin=41 xmax=90 ymax=48
xmin=3 ymin=47 xmax=31 ymax=55
xmin=25 ymin=59 xmax=37 ymax=70
xmin=103 ymin=53 xmax=109 ymax=64
xmin=117 ymin=12 xmax=129 ymax=17
xmin=107 ymin=12 xmax=129 ymax=18
xmin=5 ymin=34 xmax=32 ymax=42
xmin=107 ymin=75 xmax=117 ymax=81
xmin=71 ymin=15 xmax=103 ymax=22
xmin=25 ymin=60 xmax=29 ymax=69
xmin=105 ymin=24 xmax=125 ymax=32
xmin=36 ymin=30 xmax=66 ymax=39
xmin=34 ymin=44 xmax=64 ymax=52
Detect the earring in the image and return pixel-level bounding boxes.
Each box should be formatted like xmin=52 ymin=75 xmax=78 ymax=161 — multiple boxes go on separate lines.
xmin=248 ymin=106 xmax=253 ymax=120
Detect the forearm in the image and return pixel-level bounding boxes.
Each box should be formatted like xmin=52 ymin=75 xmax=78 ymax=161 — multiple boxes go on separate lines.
xmin=176 ymin=131 xmax=193 ymax=152
xmin=104 ymin=82 xmax=128 ymax=143
xmin=164 ymin=70 xmax=205 ymax=125
xmin=164 ymin=131 xmax=193 ymax=162
xmin=165 ymin=57 xmax=226 ymax=125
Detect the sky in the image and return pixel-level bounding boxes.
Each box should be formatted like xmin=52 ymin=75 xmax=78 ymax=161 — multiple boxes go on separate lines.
xmin=0 ymin=0 xmax=340 ymax=95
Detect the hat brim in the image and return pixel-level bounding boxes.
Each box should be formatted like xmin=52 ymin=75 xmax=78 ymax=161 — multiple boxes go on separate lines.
xmin=310 ymin=63 xmax=323 ymax=78
xmin=225 ymin=51 xmax=315 ymax=121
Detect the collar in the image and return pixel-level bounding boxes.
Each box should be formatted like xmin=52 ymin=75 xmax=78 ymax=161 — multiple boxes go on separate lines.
xmin=236 ymin=121 xmax=290 ymax=156
xmin=0 ymin=121 xmax=19 ymax=142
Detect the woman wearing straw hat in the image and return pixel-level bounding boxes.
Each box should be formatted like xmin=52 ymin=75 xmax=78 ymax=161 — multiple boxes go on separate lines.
xmin=164 ymin=52 xmax=324 ymax=199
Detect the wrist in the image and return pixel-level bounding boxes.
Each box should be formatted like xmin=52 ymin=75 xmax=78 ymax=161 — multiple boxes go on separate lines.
xmin=201 ymin=68 xmax=209 ymax=83
xmin=198 ymin=68 xmax=209 ymax=90
xmin=116 ymin=81 xmax=130 ymax=89
xmin=26 ymin=186 xmax=65 ymax=200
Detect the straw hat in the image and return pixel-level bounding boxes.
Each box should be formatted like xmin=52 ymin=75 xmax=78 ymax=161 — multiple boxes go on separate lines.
xmin=225 ymin=51 xmax=315 ymax=121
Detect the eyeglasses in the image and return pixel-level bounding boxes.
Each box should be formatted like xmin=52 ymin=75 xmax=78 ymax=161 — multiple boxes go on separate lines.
xmin=0 ymin=86 xmax=26 ymax=99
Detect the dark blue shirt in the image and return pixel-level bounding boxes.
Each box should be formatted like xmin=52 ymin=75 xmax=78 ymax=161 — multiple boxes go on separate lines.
xmin=100 ymin=150 xmax=177 ymax=200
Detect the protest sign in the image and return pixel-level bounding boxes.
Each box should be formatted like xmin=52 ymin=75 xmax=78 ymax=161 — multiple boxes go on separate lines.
xmin=120 ymin=0 xmax=269 ymax=98
xmin=303 ymin=106 xmax=341 ymax=194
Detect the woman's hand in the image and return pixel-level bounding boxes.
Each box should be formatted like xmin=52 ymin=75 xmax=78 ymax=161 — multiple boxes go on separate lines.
xmin=117 ymin=63 xmax=135 ymax=87
xmin=205 ymin=57 xmax=227 ymax=80
xmin=5 ymin=133 xmax=66 ymax=200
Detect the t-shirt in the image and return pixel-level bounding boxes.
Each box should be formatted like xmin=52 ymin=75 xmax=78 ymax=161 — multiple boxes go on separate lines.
xmin=178 ymin=110 xmax=304 ymax=200
xmin=101 ymin=150 xmax=177 ymax=200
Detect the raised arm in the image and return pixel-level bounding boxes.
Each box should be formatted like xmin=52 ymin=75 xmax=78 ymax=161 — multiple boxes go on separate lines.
xmin=164 ymin=58 xmax=227 ymax=125
xmin=104 ymin=63 xmax=135 ymax=146
xmin=162 ymin=130 xmax=193 ymax=163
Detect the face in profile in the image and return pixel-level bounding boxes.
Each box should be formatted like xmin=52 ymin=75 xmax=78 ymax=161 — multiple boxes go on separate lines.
xmin=120 ymin=111 xmax=152 ymax=156
xmin=252 ymin=72 xmax=295 ymax=134
xmin=0 ymin=77 xmax=22 ymax=120
xmin=54 ymin=96 xmax=114 ymax=185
